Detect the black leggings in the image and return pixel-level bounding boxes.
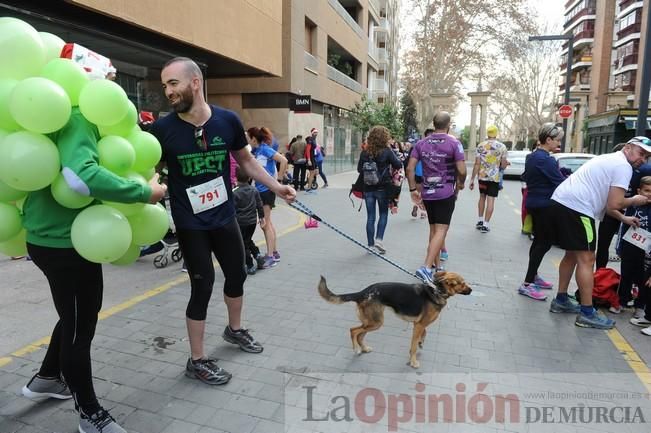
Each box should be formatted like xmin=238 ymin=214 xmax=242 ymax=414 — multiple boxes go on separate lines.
xmin=292 ymin=163 xmax=307 ymax=190
xmin=27 ymin=243 xmax=103 ymax=413
xmin=618 ymin=240 xmax=647 ymax=307
xmin=596 ymin=213 xmax=620 ymax=269
xmin=525 ymin=207 xmax=553 ymax=283
xmin=238 ymin=222 xmax=260 ymax=268
xmin=176 ymin=219 xmax=246 ymax=321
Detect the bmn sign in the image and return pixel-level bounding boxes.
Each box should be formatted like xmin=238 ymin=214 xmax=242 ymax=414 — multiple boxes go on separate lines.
xmin=290 ymin=95 xmax=311 ymax=113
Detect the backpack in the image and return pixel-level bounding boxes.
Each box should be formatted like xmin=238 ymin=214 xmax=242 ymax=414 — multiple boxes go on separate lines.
xmin=362 ymin=160 xmax=380 ymax=185
xmin=575 ymin=268 xmax=621 ymax=308
xmin=349 ymin=173 xmax=364 ymax=211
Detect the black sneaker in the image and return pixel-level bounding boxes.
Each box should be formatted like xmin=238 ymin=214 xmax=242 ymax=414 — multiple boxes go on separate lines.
xmin=185 ymin=358 xmax=232 ymax=385
xmin=22 ymin=374 xmax=72 ymax=400
xmin=79 ymin=407 xmax=126 ymax=433
xmin=475 ymin=221 xmax=483 ymax=229
xmin=222 ymin=326 xmax=264 ymax=353
xmin=479 ymin=225 xmax=490 ymax=233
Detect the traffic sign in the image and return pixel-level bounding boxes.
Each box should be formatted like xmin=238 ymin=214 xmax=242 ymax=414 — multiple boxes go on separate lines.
xmin=558 ymin=104 xmax=573 ymax=119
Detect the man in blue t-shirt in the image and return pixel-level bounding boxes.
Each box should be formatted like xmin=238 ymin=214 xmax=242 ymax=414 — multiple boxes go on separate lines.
xmin=152 ymin=57 xmax=296 ymax=385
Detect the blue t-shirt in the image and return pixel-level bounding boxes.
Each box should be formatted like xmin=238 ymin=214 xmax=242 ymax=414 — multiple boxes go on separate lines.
xmin=523 ymin=148 xmax=565 ymax=209
xmin=253 ymin=143 xmax=277 ymax=193
xmin=151 ymin=105 xmax=247 ymax=230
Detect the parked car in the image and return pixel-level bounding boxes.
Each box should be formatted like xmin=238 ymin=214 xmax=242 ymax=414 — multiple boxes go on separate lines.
xmin=503 ymin=150 xmax=531 ymax=179
xmin=551 ymin=152 xmax=595 ymax=175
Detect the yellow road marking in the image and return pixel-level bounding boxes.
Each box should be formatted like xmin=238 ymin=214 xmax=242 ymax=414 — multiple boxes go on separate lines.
xmin=1 ymin=206 xmax=306 ymax=366
xmin=607 ymin=329 xmax=651 ymax=394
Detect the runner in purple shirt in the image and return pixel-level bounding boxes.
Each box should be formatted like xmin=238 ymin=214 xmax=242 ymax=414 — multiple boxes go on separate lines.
xmin=406 ymin=112 xmax=466 ymax=283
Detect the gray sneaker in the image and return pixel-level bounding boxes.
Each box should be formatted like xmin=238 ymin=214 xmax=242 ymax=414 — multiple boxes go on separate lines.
xmin=223 ymin=326 xmax=263 ymax=353
xmin=22 ymin=374 xmax=72 ymax=400
xmin=185 ymin=358 xmax=232 ymax=385
xmin=575 ymin=312 xmax=615 ymax=329
xmin=549 ymin=297 xmax=580 ymax=313
xmin=79 ymin=408 xmax=125 ymax=433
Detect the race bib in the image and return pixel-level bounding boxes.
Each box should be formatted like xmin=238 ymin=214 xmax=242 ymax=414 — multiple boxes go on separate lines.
xmin=623 ymin=227 xmax=651 ymax=253
xmin=186 ymin=177 xmax=228 ymax=214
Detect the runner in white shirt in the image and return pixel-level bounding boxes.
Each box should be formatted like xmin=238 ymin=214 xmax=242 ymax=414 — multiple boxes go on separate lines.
xmin=547 ymin=135 xmax=651 ymax=329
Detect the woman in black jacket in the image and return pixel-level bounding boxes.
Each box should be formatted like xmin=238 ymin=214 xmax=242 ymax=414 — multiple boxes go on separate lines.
xmin=357 ymin=126 xmax=403 ymax=254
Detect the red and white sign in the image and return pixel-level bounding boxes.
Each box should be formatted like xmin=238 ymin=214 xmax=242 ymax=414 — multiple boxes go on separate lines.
xmin=558 ymin=104 xmax=573 ymax=119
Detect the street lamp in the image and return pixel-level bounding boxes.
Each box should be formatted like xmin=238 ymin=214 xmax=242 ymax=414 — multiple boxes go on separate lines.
xmin=529 ymin=34 xmax=574 ymax=152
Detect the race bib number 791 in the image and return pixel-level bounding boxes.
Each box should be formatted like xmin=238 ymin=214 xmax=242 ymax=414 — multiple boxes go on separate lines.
xmin=186 ymin=176 xmax=228 ymax=214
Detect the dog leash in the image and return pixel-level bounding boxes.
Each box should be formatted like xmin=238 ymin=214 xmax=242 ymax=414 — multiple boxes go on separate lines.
xmin=289 ymin=199 xmax=419 ymax=280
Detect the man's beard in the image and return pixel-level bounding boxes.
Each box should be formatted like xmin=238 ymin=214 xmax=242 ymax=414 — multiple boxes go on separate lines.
xmin=171 ymin=87 xmax=194 ymax=113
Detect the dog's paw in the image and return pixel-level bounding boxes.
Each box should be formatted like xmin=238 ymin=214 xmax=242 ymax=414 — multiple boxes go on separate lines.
xmin=409 ymin=359 xmax=420 ymax=369
xmin=361 ymin=345 xmax=373 ymax=353
xmin=353 ymin=348 xmax=362 ymax=356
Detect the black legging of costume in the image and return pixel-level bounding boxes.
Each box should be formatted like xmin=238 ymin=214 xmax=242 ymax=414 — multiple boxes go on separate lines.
xmin=176 ymin=218 xmax=247 ymax=321
xmin=27 ymin=243 xmax=103 ymax=414
xmin=596 ymin=213 xmax=621 ymax=269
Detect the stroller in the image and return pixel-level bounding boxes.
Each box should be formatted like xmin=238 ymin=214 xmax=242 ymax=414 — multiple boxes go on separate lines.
xmin=139 ymin=197 xmax=183 ymax=268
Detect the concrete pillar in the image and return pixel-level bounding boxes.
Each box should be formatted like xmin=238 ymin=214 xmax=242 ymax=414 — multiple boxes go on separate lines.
xmin=468 ymin=91 xmax=492 ymax=153
xmin=469 ymin=103 xmax=478 ymax=153
xmin=479 ymin=103 xmax=488 ymax=143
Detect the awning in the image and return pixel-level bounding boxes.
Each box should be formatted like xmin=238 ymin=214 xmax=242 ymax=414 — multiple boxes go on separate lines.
xmin=622 ymin=117 xmax=651 ymax=131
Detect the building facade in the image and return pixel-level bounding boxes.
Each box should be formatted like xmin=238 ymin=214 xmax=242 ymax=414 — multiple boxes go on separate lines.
xmin=2 ymin=0 xmax=400 ymax=174
xmin=558 ymin=0 xmax=650 ymax=153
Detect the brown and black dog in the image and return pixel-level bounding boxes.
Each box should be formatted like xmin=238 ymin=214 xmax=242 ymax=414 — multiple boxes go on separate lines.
xmin=318 ymin=272 xmax=471 ymax=368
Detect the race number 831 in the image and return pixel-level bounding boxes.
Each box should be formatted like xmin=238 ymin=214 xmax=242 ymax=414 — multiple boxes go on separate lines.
xmin=186 ymin=176 xmax=228 ymax=214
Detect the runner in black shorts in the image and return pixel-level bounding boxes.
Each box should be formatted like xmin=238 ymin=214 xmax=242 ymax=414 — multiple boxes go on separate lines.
xmin=153 ymin=57 xmax=296 ymax=385
xmin=477 ymin=180 xmax=499 ymax=198
xmin=259 ymin=190 xmax=276 ymax=209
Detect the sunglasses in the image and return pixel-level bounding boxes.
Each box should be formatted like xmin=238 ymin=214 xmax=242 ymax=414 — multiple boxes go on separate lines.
xmin=195 ymin=126 xmax=207 ymax=151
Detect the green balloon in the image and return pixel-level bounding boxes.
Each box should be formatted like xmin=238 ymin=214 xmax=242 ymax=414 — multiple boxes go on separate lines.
xmin=78 ymin=79 xmax=129 ymax=126
xmin=111 ymin=243 xmax=140 ymax=266
xmin=128 ymin=203 xmax=169 ymax=246
xmin=102 ymin=173 xmax=147 ymax=216
xmin=0 ymin=131 xmax=60 ymax=191
xmin=0 ymin=178 xmax=27 ymax=202
xmin=127 ymin=130 xmax=162 ymax=172
xmin=50 ymin=173 xmax=93 ymax=209
xmin=0 ymin=202 xmax=21 ymax=242
xmin=0 ymin=229 xmax=26 ymax=257
xmin=0 ymin=80 xmax=20 ymax=131
xmin=10 ymin=77 xmax=71 ymax=133
xmin=137 ymin=167 xmax=156 ymax=181
xmin=98 ymin=135 xmax=135 ymax=175
xmin=98 ymin=100 xmax=137 ymax=137
xmin=38 ymin=32 xmax=65 ymax=63
xmin=40 ymin=58 xmax=89 ymax=106
xmin=0 ymin=18 xmax=45 ymax=80
xmin=71 ymin=205 xmax=132 ymax=263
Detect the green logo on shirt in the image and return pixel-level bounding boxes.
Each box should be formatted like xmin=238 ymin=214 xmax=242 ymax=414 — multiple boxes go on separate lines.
xmin=178 ymin=149 xmax=228 ymax=176
xmin=210 ymin=136 xmax=226 ymax=147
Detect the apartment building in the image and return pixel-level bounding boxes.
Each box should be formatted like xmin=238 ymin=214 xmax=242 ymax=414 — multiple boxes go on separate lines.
xmin=1 ymin=0 xmax=400 ymax=173
xmin=558 ymin=0 xmax=650 ymax=153
xmin=209 ymin=0 xmax=401 ymax=173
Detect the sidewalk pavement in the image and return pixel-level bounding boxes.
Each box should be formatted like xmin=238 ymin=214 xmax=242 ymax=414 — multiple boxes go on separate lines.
xmin=1 ymin=170 xmax=651 ymax=433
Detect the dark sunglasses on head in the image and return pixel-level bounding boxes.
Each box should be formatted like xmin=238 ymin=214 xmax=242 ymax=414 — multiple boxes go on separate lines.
xmin=194 ymin=126 xmax=207 ymax=151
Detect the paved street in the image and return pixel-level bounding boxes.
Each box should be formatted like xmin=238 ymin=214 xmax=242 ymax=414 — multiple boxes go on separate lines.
xmin=2 ymin=169 xmax=651 ymax=433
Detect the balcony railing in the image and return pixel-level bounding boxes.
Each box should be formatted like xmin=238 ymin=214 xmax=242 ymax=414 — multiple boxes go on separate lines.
xmin=617 ymin=22 xmax=641 ymax=39
xmin=368 ymin=0 xmax=381 ymax=17
xmin=564 ymin=8 xmax=596 ymax=28
xmin=328 ymin=0 xmax=364 ymax=38
xmin=377 ymin=47 xmax=388 ymax=64
xmin=562 ymin=29 xmax=594 ymax=49
xmin=368 ymin=41 xmax=378 ymax=62
xmin=304 ymin=51 xmax=319 ymax=73
xmin=327 ymin=65 xmax=363 ymax=93
xmin=619 ymin=0 xmax=638 ymax=11
xmin=374 ymin=18 xmax=390 ymax=35
xmin=373 ymin=78 xmax=389 ymax=94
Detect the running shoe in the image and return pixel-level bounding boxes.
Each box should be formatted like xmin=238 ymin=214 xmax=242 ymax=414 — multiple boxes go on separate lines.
xmin=549 ymin=297 xmax=580 ymax=313
xmin=22 ymin=374 xmax=71 ymax=400
xmin=518 ymin=283 xmax=547 ymax=301
xmin=185 ymin=357 xmax=232 ymax=385
xmin=533 ymin=275 xmax=553 ymax=289
xmin=415 ymin=266 xmax=433 ymax=284
xmin=78 ymin=407 xmax=126 ymax=433
xmin=440 ymin=250 xmax=448 ymax=261
xmin=223 ymin=326 xmax=264 ymax=353
xmin=575 ymin=312 xmax=615 ymax=329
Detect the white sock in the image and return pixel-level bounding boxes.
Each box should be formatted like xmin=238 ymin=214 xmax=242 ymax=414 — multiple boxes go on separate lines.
xmin=478 ymin=217 xmax=484 ymax=224
xmin=483 ymin=221 xmax=490 ymax=228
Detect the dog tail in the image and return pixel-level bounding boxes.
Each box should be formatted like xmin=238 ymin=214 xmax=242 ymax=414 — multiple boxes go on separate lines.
xmin=318 ymin=276 xmax=347 ymax=304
